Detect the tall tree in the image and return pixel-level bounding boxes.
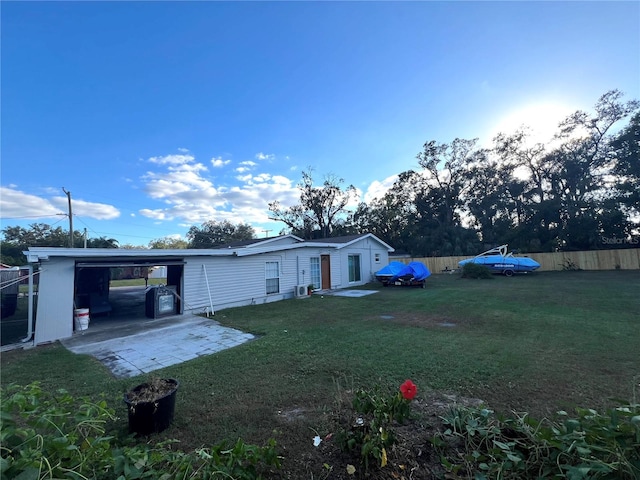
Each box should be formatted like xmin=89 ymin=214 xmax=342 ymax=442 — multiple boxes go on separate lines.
xmin=1 ymin=223 xmax=118 ymax=265
xmin=268 ymin=169 xmax=357 ymax=239
xmin=551 ymin=90 xmax=639 ymax=249
xmin=610 ymin=111 xmax=640 ymax=237
xmin=186 ymin=220 xmax=255 ymax=248
xmin=2 ymin=223 xmax=69 ymax=247
xmin=148 ymin=237 xmax=189 ymax=249
xmin=463 ymin=151 xmax=522 ymax=249
xmin=413 ymin=138 xmax=481 ymax=255
xmin=491 ymin=130 xmax=562 ymax=252
xmin=85 ymin=237 xmax=119 ymax=248
xmin=349 ymin=171 xmax=421 ymax=253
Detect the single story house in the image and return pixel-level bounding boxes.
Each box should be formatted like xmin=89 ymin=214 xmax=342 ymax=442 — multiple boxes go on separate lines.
xmin=24 ymin=233 xmax=393 ymax=345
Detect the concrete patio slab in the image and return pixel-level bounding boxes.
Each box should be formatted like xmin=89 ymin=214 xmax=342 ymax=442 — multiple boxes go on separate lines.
xmin=61 ymin=315 xmax=254 ymax=378
xmin=320 ymin=289 xmax=379 ymax=298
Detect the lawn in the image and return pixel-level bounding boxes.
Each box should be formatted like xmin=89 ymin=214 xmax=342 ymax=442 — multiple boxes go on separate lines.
xmin=2 ymin=270 xmax=639 ymax=478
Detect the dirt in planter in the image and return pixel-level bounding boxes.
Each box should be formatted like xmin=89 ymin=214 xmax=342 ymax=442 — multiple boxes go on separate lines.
xmin=126 ymin=378 xmax=177 ymax=404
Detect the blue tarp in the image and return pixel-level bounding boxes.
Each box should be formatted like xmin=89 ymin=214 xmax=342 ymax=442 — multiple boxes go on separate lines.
xmin=390 ymin=261 xmax=431 ymax=282
xmin=375 ymin=261 xmax=406 ymax=278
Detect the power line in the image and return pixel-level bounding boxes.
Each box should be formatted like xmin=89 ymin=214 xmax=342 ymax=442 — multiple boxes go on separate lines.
xmin=0 ymin=215 xmax=62 ymax=220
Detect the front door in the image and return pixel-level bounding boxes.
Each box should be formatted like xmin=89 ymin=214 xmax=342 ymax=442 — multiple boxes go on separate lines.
xmin=321 ymin=255 xmax=331 ymax=289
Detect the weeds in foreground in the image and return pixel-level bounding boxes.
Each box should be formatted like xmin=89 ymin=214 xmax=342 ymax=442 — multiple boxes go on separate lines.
xmin=1 ymin=382 xmax=281 ymax=479
xmin=335 ymin=380 xmax=417 ymax=472
xmin=432 ymin=403 xmax=640 ymax=479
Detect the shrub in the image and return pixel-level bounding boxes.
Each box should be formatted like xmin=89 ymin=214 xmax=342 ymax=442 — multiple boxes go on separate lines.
xmin=431 ymin=403 xmax=640 ymax=479
xmin=336 ymin=380 xmax=417 ymax=471
xmin=461 ymin=262 xmax=494 ymax=279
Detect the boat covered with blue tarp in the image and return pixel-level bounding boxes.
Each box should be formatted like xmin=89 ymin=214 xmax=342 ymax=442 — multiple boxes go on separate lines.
xmin=375 ymin=261 xmax=431 ymax=287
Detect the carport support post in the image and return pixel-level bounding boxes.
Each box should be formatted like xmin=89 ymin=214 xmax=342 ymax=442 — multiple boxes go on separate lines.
xmin=202 ymin=264 xmax=214 ymax=317
xmin=21 ymin=265 xmax=35 ymax=344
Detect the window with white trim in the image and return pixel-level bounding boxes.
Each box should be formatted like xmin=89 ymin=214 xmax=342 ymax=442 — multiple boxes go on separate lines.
xmin=375 ymin=253 xmax=381 ymax=263
xmin=265 ymin=261 xmax=280 ymax=294
xmin=348 ymin=254 xmax=361 ymax=282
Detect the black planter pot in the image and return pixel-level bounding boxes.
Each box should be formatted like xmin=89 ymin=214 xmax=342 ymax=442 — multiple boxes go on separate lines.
xmin=124 ymin=379 xmax=179 ymax=435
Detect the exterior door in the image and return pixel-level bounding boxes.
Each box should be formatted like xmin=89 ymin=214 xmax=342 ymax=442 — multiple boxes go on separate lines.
xmin=321 ymin=255 xmax=331 ymax=289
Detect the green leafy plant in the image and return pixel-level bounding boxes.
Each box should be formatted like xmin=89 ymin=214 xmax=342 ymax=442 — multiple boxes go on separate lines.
xmin=336 ymin=380 xmax=417 ymax=471
xmin=432 ymin=402 xmax=640 ymax=479
xmin=0 ymin=382 xmax=117 ymax=479
xmin=461 ymin=262 xmax=494 ymax=279
xmin=1 ymin=382 xmax=281 ymax=480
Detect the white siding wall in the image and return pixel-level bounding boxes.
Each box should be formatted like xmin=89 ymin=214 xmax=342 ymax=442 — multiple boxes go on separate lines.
xmin=183 ymin=253 xmax=301 ymax=313
xmin=35 ymin=258 xmax=75 ymax=345
xmin=326 ymin=251 xmax=342 ymax=288
xmin=181 ymin=244 xmax=377 ymax=313
xmin=338 ymin=238 xmax=389 ymax=287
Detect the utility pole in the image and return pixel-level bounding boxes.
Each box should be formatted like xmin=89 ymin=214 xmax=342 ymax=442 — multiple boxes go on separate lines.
xmin=62 ymin=187 xmax=74 ymax=248
xmin=83 ymin=228 xmax=88 ymax=248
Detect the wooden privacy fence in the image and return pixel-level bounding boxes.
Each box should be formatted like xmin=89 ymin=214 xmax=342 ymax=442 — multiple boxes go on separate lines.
xmin=402 ymin=248 xmax=640 ymax=273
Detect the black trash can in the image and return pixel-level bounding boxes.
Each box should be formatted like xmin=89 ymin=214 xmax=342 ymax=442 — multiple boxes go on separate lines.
xmin=124 ymin=379 xmax=179 ymax=435
xmin=145 ymin=285 xmax=177 ymax=318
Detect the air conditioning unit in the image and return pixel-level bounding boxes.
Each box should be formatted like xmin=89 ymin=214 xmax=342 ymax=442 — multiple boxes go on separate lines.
xmin=293 ymin=285 xmax=309 ymax=298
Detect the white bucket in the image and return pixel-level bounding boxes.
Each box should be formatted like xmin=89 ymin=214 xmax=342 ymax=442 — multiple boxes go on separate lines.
xmin=74 ymin=308 xmax=90 ymax=331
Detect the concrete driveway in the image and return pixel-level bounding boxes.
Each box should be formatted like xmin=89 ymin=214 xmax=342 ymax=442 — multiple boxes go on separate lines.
xmin=61 ymin=286 xmax=254 ymax=378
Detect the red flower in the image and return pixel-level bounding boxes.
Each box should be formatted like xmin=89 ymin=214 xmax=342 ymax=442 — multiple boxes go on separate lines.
xmin=400 ymin=380 xmax=417 ymax=400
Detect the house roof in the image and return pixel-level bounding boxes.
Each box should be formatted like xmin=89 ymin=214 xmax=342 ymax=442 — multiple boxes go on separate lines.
xmin=23 ymin=233 xmax=393 ymax=262
xmin=211 ymin=234 xmax=304 ymax=249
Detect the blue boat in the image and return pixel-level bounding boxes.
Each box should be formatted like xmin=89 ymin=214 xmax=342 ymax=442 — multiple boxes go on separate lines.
xmin=458 ymin=245 xmax=540 ymax=276
xmin=375 ymin=261 xmax=431 ymax=287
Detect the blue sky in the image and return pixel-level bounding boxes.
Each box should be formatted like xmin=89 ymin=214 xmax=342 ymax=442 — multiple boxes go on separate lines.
xmin=2 ymin=1 xmax=639 ymax=247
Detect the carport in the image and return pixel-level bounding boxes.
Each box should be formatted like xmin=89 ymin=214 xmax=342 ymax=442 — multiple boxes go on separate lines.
xmin=74 ymin=260 xmax=185 ymax=322
xmin=22 ymin=248 xmax=196 ymax=346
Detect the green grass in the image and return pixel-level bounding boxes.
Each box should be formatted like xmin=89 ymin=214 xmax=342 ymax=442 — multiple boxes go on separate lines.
xmin=110 ymin=278 xmax=167 ymax=287
xmin=2 ymin=271 xmax=639 ymax=466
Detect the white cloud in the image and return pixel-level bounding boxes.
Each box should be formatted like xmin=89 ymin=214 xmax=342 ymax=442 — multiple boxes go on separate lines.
xmin=138 ymin=152 xmax=300 ymax=226
xmin=177 ymin=147 xmax=190 ymax=153
xmin=0 ymin=186 xmax=120 ymax=220
xmin=143 ymin=154 xmax=217 ymax=202
xmin=51 ymin=197 xmax=120 ymax=220
xmin=363 ymin=174 xmax=398 ymax=203
xmin=250 ymin=173 xmax=272 ymax=183
xmin=0 ymin=186 xmax=61 ymax=218
xmin=255 ymin=152 xmax=275 ymax=161
xmin=165 ymin=233 xmax=184 ymax=240
xmin=211 ymin=157 xmax=231 ymax=168
xmin=148 ymin=154 xmax=195 ymax=166
xmin=240 ymin=160 xmax=257 ymax=167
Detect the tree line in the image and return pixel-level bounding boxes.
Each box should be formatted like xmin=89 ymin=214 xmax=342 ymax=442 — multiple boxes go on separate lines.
xmin=0 ymin=220 xmax=255 ymax=265
xmin=2 ymin=89 xmax=638 ymax=264
xmin=270 ymin=90 xmax=640 ymax=256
